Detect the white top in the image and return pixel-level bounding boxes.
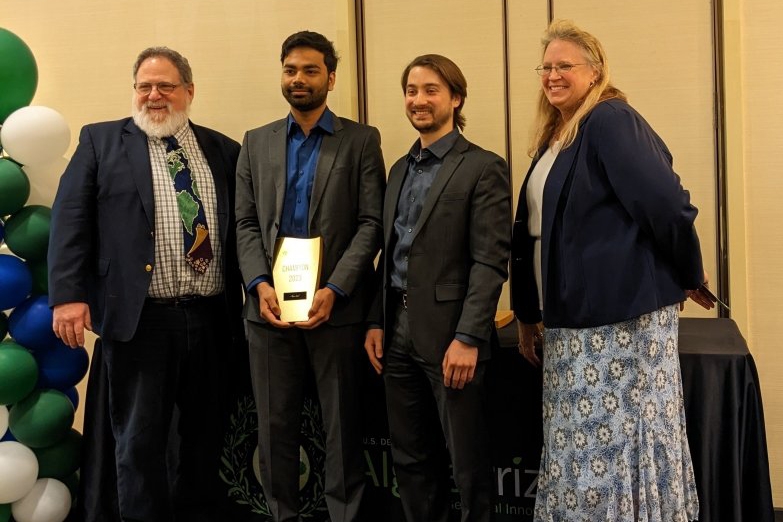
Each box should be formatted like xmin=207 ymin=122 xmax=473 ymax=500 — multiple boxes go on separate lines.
xmin=526 ymin=141 xmax=561 ymax=311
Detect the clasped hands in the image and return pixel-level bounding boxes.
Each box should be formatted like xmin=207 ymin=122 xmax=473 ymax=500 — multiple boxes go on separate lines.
xmin=683 ymin=271 xmax=717 ymax=312
xmin=256 ymin=281 xmax=335 ymax=330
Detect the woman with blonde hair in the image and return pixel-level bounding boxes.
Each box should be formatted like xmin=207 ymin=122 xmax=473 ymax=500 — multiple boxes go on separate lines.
xmin=511 ymin=20 xmax=714 ymax=521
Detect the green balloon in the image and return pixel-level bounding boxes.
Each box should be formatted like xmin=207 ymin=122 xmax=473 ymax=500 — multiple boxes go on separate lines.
xmin=0 ymin=502 xmax=10 ymax=522
xmin=0 ymin=29 xmax=38 ymax=124
xmin=0 ymin=341 xmax=38 ymax=405
xmin=0 ymin=312 xmax=7 ymax=340
xmin=26 ymin=258 xmax=48 ymax=295
xmin=34 ymin=428 xmax=82 ymax=479
xmin=3 ymin=205 xmax=51 ymax=261
xmin=0 ymin=159 xmax=30 ymax=216
xmin=9 ymin=388 xmax=74 ymax=448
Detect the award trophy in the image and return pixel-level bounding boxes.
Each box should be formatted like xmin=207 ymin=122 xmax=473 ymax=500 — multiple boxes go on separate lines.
xmin=272 ymin=237 xmax=323 ymax=322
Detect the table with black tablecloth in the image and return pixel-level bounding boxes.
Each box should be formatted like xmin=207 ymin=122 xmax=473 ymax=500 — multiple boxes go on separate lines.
xmin=74 ymin=318 xmax=773 ymax=522
xmin=677 ymin=318 xmax=774 ymax=522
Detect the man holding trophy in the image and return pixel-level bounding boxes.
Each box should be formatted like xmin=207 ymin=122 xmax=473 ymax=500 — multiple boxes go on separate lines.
xmin=234 ymin=31 xmax=385 ymax=522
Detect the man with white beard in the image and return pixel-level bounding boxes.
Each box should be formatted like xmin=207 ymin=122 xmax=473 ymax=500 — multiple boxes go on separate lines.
xmin=49 ymin=47 xmax=243 ymax=522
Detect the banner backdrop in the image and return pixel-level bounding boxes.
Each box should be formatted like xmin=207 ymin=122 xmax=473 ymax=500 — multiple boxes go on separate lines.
xmin=74 ymin=319 xmax=776 ymax=522
xmin=212 ymin=324 xmax=542 ymax=521
xmin=78 ymin=327 xmax=542 ymax=521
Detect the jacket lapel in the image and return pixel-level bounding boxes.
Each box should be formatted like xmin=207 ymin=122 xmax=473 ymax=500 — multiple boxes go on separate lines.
xmin=192 ymin=122 xmax=228 ymax=241
xmin=539 ymin=131 xmax=585 ymax=296
xmin=410 ymin=135 xmax=467 ymax=244
xmin=121 ymin=119 xmax=154 ymax=229
xmin=309 ymin=116 xmax=344 ymax=228
xmin=384 ymin=158 xmax=407 ymax=246
xmin=268 ymin=120 xmax=288 ymax=237
xmin=540 ymin=135 xmax=583 ymax=245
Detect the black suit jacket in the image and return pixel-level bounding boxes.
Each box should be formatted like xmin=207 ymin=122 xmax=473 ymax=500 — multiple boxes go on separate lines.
xmin=511 ymin=99 xmax=704 ymax=328
xmin=48 ymin=118 xmax=243 ymax=342
xmin=373 ymin=134 xmax=511 ymax=364
xmin=235 ymin=114 xmax=386 ymax=326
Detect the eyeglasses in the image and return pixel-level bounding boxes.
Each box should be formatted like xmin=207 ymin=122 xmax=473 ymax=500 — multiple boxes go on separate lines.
xmin=133 ymin=82 xmax=182 ymax=95
xmin=534 ymin=64 xmax=585 ymax=76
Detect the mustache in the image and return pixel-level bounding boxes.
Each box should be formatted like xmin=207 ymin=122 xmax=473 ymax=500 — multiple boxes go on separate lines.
xmin=142 ymin=101 xmax=171 ymax=110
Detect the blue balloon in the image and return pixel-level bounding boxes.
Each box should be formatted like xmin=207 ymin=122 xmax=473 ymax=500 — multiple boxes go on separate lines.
xmin=0 ymin=429 xmax=16 ymax=441
xmin=8 ymin=294 xmax=57 ymax=352
xmin=36 ymin=341 xmax=89 ymax=390
xmin=62 ymin=386 xmax=79 ymax=410
xmin=0 ymin=254 xmax=31 ymax=311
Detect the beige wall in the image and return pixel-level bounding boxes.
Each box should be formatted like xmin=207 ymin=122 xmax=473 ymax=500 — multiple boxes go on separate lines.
xmin=734 ymin=0 xmax=783 ymax=504
xmin=363 ymin=0 xmax=510 ymax=305
xmin=2 ymin=0 xmax=782 ymax=506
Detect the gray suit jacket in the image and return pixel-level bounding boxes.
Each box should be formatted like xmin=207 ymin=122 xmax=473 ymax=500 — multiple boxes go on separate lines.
xmin=235 ymin=114 xmax=386 ymax=326
xmin=372 ymin=134 xmax=512 ymax=364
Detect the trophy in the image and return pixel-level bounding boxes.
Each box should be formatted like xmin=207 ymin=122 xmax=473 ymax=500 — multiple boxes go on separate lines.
xmin=272 ymin=237 xmax=323 ymax=322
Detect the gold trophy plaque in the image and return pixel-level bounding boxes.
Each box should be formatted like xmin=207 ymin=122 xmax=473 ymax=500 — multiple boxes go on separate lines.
xmin=272 ymin=237 xmax=323 ymax=322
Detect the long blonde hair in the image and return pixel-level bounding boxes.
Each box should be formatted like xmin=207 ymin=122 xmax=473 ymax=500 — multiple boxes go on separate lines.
xmin=528 ymin=20 xmax=626 ymax=157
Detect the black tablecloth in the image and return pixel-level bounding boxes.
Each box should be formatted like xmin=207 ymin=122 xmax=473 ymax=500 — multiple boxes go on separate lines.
xmin=678 ymin=318 xmax=774 ymax=522
xmin=73 ymin=318 xmax=773 ymax=521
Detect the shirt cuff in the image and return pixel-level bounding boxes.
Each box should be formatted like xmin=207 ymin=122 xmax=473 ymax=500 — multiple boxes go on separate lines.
xmin=326 ymin=282 xmax=346 ymax=298
xmin=247 ymin=275 xmax=271 ymax=293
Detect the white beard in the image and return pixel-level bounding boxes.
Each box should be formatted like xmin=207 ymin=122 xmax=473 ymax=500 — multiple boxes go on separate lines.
xmin=132 ymin=101 xmax=190 ymax=138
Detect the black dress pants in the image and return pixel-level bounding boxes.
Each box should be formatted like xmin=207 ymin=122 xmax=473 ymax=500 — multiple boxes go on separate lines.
xmin=102 ymin=296 xmax=226 ymax=522
xmin=246 ymin=320 xmax=366 ymax=522
xmin=384 ymin=303 xmax=493 ymax=522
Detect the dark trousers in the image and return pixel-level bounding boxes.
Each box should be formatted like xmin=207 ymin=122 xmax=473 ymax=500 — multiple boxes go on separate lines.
xmin=102 ymin=296 xmax=226 ymax=522
xmin=246 ymin=321 xmax=366 ymax=522
xmin=384 ymin=304 xmax=493 ymax=522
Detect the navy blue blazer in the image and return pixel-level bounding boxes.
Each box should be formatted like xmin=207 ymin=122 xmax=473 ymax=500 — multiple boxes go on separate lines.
xmin=48 ymin=118 xmax=243 ymax=342
xmin=511 ymin=99 xmax=704 ymax=328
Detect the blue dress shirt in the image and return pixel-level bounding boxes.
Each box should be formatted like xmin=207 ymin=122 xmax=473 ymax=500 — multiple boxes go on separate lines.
xmin=248 ymin=109 xmax=345 ymax=297
xmin=390 ymin=128 xmax=459 ymax=290
xmin=389 ymin=129 xmax=481 ymax=347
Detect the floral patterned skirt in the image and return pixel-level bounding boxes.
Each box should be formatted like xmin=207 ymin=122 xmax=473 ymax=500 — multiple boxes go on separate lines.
xmin=534 ymin=305 xmax=699 ymax=521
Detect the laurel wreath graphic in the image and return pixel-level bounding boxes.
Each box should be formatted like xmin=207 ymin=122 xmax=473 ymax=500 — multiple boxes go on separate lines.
xmin=219 ymin=394 xmax=328 ymax=518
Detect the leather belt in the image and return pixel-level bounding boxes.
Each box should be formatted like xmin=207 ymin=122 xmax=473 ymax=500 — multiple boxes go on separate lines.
xmin=146 ymin=295 xmax=211 ymax=307
xmin=392 ymin=289 xmax=408 ymax=310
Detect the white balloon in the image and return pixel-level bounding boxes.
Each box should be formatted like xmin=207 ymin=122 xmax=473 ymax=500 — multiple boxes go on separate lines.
xmin=0 ymin=106 xmax=70 ymax=168
xmin=0 ymin=405 xmax=7 ymax=438
xmin=12 ymin=478 xmax=71 ymax=522
xmin=23 ymin=157 xmax=69 ymax=205
xmin=0 ymin=441 xmax=39 ymax=503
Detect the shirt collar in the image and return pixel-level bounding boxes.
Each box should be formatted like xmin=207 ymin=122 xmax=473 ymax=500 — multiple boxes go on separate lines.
xmin=154 ymin=122 xmax=191 ymax=144
xmin=408 ymin=127 xmax=460 ymax=162
xmin=172 ymin=122 xmax=191 ymax=143
xmin=287 ymin=107 xmax=335 ymax=137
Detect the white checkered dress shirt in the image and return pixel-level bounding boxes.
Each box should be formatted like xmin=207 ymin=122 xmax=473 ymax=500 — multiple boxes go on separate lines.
xmin=146 ymin=124 xmax=224 ymax=298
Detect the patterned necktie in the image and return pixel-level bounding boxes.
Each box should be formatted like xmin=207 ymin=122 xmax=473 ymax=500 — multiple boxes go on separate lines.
xmin=163 ymin=135 xmax=213 ymax=274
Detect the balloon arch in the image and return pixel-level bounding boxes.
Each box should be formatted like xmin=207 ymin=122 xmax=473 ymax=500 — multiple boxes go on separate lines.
xmin=1 ymin=27 xmax=86 ymax=522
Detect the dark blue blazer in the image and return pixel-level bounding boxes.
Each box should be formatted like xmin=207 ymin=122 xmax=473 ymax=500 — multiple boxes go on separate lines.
xmin=48 ymin=118 xmax=243 ymax=342
xmin=511 ymin=99 xmax=704 ymax=328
